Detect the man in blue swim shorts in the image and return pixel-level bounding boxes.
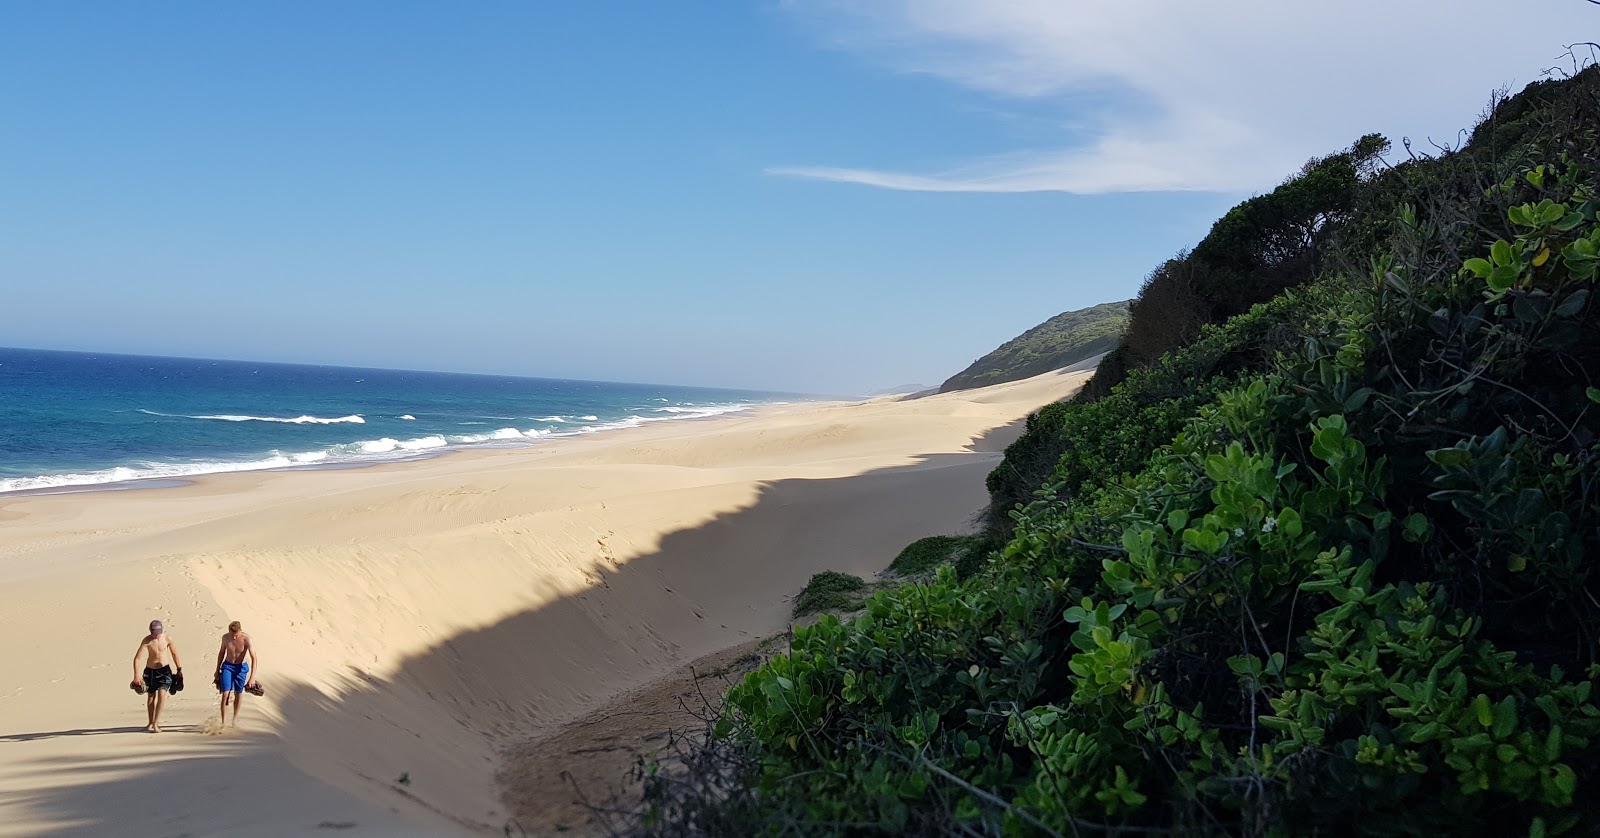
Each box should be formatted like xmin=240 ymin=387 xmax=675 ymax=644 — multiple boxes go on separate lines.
xmin=214 ymin=620 xmax=259 ymax=728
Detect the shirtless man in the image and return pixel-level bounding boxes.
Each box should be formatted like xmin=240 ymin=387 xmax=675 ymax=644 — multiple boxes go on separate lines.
xmin=131 ymin=620 xmax=182 ymax=732
xmin=214 ymin=620 xmax=258 ymax=727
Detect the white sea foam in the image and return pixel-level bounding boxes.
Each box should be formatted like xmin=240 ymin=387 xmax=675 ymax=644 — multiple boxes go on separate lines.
xmin=139 ymin=409 xmax=365 ymax=425
xmin=350 ymin=436 xmax=449 ymax=454
xmin=648 ymin=404 xmax=754 ymax=419
xmin=399 ymin=414 xmax=416 ymax=420
xmin=538 ymin=404 xmax=755 ymax=439
xmin=204 ymin=413 xmax=367 ymax=424
xmin=449 ymin=427 xmax=536 ymax=444
xmin=0 ymin=454 xmax=305 ymax=494
xmin=6 ymin=400 xmax=771 ymax=495
xmin=575 ymin=416 xmax=646 ymax=434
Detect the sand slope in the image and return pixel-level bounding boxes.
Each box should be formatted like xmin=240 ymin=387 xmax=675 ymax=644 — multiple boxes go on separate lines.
xmin=0 ymin=368 xmax=1089 ymax=836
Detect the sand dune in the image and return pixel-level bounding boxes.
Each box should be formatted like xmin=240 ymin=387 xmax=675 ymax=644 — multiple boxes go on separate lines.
xmin=0 ymin=368 xmax=1090 ymax=836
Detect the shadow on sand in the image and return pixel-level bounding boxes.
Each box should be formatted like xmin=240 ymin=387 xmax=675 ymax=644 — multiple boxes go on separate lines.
xmin=0 ymin=726 xmax=430 ymax=837
xmin=0 ymin=724 xmax=200 ymax=742
xmin=12 ymin=421 xmax=1025 ymax=835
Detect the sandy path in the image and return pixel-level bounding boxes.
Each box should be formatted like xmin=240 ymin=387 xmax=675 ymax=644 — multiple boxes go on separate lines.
xmin=0 ymin=368 xmax=1088 ymax=836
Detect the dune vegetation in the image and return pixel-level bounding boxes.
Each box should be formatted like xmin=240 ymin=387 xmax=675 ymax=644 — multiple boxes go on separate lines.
xmin=940 ymin=301 xmax=1131 ymax=393
xmin=635 ymin=67 xmax=1600 ymax=836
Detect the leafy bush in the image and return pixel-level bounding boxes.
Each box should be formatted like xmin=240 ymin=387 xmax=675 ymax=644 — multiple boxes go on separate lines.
xmin=1081 ymin=135 xmax=1389 ymax=401
xmin=792 ymin=571 xmax=869 ymax=617
xmin=888 ymin=535 xmax=985 ymax=577
xmin=630 ymin=67 xmax=1600 ymax=837
xmin=983 ymin=283 xmax=1332 ymax=536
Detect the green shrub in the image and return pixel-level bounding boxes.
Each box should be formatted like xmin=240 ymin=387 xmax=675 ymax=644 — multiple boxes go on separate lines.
xmin=792 ymin=571 xmax=869 ymax=617
xmin=888 ymin=535 xmax=985 ymax=577
xmin=631 ymin=67 xmax=1600 ymax=837
xmin=1077 ymin=135 xmax=1388 ymax=401
xmin=983 ymin=282 xmax=1334 ymax=537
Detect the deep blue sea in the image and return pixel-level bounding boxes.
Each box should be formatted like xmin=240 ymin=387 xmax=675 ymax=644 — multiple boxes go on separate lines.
xmin=0 ymin=347 xmax=799 ymax=494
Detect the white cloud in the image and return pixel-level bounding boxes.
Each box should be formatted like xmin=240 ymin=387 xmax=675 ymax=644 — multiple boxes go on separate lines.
xmin=776 ymin=0 xmax=1599 ymax=194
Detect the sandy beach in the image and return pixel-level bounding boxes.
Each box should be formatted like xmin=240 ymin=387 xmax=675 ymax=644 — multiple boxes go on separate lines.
xmin=0 ymin=368 xmax=1089 ymax=836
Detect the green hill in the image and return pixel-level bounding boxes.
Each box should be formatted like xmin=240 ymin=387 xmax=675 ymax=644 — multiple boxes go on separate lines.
xmin=939 ymin=301 xmax=1130 ymax=392
xmin=635 ymin=67 xmax=1600 ymax=836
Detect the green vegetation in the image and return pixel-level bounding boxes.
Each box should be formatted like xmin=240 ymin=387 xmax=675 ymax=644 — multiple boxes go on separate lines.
xmin=888 ymin=535 xmax=986 ymax=578
xmin=797 ymin=539 xmax=987 ymax=618
xmin=1081 ymin=135 xmax=1388 ymax=402
xmin=940 ymin=301 xmax=1130 ymax=393
xmin=635 ymin=68 xmax=1600 ymax=836
xmin=792 ymin=571 xmax=869 ymax=617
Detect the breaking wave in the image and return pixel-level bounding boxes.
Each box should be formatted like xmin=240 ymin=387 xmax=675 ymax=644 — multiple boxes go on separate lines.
xmin=140 ymin=409 xmax=365 ymax=425
xmin=0 ymin=450 xmax=336 ymax=494
xmin=6 ymin=402 xmax=765 ymax=494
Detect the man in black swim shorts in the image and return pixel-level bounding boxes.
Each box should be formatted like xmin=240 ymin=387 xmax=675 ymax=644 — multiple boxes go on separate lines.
xmin=132 ymin=620 xmax=183 ymax=732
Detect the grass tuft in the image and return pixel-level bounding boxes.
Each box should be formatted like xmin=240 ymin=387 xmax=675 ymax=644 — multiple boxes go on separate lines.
xmin=888 ymin=534 xmax=985 ymax=577
xmin=792 ymin=571 xmax=868 ymax=617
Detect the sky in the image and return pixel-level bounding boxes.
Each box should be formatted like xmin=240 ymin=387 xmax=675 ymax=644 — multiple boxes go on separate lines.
xmin=1 ymin=3 xmax=1595 ymax=395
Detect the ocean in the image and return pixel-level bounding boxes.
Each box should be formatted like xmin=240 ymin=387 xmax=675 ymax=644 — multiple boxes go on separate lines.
xmin=0 ymin=347 xmax=799 ymax=494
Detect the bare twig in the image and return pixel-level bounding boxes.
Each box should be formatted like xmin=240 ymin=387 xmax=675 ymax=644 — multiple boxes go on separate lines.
xmin=1434 ymin=356 xmax=1578 ymax=441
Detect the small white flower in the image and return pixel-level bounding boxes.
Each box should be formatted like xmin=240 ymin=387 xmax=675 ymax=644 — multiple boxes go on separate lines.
xmin=1262 ymin=517 xmax=1278 ymax=533
xmin=1234 ymin=527 xmax=1245 ymax=537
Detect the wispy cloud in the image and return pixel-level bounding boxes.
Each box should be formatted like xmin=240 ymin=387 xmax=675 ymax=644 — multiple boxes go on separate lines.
xmin=769 ymin=107 xmax=1257 ymax=193
xmin=775 ymin=0 xmax=1595 ymax=194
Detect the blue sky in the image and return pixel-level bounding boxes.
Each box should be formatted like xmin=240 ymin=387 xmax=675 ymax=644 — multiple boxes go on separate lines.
xmin=1 ymin=3 xmax=1593 ymax=394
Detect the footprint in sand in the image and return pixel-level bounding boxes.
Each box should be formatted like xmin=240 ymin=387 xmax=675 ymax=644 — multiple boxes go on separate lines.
xmin=201 ymin=716 xmax=228 ymax=736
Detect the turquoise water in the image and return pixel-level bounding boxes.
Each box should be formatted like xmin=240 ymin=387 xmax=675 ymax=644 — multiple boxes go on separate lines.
xmin=0 ymin=347 xmax=800 ymax=493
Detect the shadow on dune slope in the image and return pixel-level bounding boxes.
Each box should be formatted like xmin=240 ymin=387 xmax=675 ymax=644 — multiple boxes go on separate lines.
xmin=18 ymin=421 xmax=1025 ymax=835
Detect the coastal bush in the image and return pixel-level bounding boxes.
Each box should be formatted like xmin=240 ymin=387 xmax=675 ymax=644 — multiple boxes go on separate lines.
xmin=940 ymin=302 xmax=1130 ymax=393
xmin=986 ymin=66 xmax=1600 ymax=540
xmin=983 ymin=283 xmax=1334 ymax=536
xmin=1081 ymin=70 xmax=1600 ymax=406
xmin=1080 ymin=135 xmax=1388 ymax=402
xmin=792 ymin=571 xmax=869 ymax=617
xmin=628 ymin=67 xmax=1600 ymax=836
xmin=887 ymin=535 xmax=984 ymax=578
